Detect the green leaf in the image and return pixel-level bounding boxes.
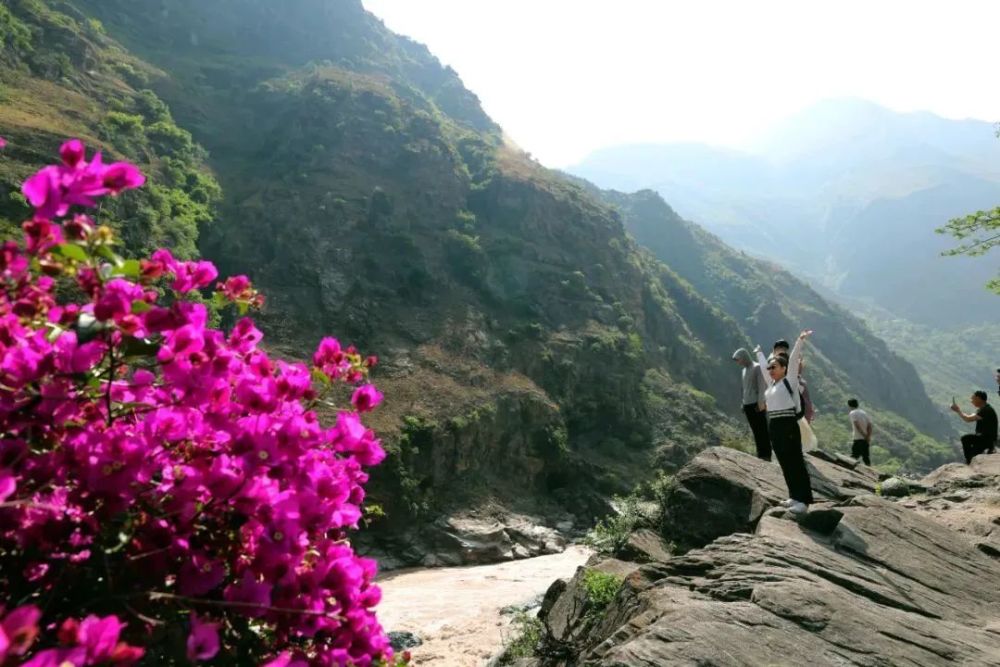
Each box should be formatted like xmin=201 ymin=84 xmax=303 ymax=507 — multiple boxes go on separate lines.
xmin=57 ymin=243 xmax=89 ymax=262
xmin=311 ymin=367 xmax=332 ymax=386
xmin=113 ymin=259 xmax=141 ymax=278
xmin=45 ymin=323 xmax=65 ymax=343
xmin=120 ymin=336 xmax=160 ymax=358
xmin=130 ymin=300 xmax=152 ymax=314
xmin=96 ymin=244 xmax=121 ymax=264
xmin=212 ymin=292 xmax=227 ymax=308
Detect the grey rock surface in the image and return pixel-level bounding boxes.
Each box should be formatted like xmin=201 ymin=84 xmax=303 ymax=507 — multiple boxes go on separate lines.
xmin=535 ymin=448 xmax=1000 ymax=666
xmin=617 ymin=528 xmax=674 ymax=564
xmin=879 ymin=476 xmax=911 ymax=497
xmin=661 ymin=447 xmax=878 ymax=551
xmin=912 ymin=454 xmax=1000 ymax=561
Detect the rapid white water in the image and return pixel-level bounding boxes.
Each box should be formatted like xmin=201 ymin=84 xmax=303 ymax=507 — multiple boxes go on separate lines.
xmin=377 ymin=545 xmax=592 ymax=665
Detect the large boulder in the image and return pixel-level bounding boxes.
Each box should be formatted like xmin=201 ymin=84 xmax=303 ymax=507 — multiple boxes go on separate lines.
xmin=579 ymin=496 xmax=1000 ymax=666
xmin=661 ymin=447 xmax=878 ymax=551
xmin=538 ymin=557 xmax=639 ymax=649
xmin=617 ymin=529 xmax=674 ymax=564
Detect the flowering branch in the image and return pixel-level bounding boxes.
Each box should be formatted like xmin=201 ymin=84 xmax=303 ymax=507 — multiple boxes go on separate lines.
xmin=0 ymin=139 xmax=399 ymax=666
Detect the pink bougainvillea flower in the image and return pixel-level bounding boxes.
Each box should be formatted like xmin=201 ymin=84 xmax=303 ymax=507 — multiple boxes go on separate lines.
xmin=63 ymin=214 xmax=94 ymax=241
xmin=52 ymin=615 xmax=123 ymax=663
xmin=0 ymin=136 xmax=6 ymax=149
xmin=223 ymin=574 xmax=273 ymax=618
xmin=21 ymin=647 xmax=88 ymax=667
xmin=351 ymin=384 xmax=384 ymax=413
xmin=22 ymin=219 xmax=64 ymax=256
xmin=178 ymin=553 xmax=227 ymax=596
xmin=22 ymin=141 xmax=145 ymax=219
xmin=109 ymin=642 xmax=145 ymax=665
xmin=101 ymin=162 xmax=146 ymax=195
xmin=186 ymin=614 xmax=221 ymax=662
xmin=1 ymin=604 xmax=41 ymax=656
xmin=171 ymin=259 xmax=218 ymax=293
xmin=218 ymin=274 xmax=251 ymax=300
xmin=22 ymin=166 xmax=66 ymax=219
xmin=0 ymin=469 xmax=15 ymax=502
xmin=60 ymin=139 xmax=86 ymax=169
xmin=260 ymin=652 xmax=310 ymax=667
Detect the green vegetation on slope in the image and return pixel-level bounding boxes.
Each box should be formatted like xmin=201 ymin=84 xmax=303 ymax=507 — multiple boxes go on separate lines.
xmin=864 ymin=315 xmax=1000 ymax=408
xmin=0 ymin=0 xmax=220 ymax=257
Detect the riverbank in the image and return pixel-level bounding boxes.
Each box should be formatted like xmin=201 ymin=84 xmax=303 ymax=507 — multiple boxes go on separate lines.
xmin=377 ymin=545 xmax=593 ymax=665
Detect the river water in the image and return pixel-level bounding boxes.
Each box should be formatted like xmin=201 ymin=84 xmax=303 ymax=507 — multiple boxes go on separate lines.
xmin=377 ymin=545 xmax=592 ymax=666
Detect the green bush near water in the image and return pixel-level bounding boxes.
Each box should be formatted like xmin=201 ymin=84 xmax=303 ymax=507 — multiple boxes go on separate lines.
xmin=583 ymin=570 xmax=624 ymax=624
xmin=498 ymin=611 xmax=544 ymax=665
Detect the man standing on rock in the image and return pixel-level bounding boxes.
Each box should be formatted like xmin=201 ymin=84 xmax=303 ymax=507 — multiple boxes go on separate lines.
xmin=733 ymin=348 xmax=770 ymax=461
xmin=847 ymin=399 xmax=873 ymax=466
xmin=951 ymin=391 xmax=998 ymax=464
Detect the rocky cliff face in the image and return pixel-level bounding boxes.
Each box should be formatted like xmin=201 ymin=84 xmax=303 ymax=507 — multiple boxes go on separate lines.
xmin=527 ymin=448 xmax=1000 ymax=666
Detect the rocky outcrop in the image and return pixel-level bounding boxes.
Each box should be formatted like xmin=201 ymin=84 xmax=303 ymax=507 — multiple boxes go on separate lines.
xmin=617 ymin=529 xmax=673 ymax=564
xmin=661 ymin=446 xmax=878 ymax=551
xmin=541 ymin=558 xmax=640 ymax=650
xmin=360 ymin=509 xmax=574 ymax=570
xmin=534 ymin=448 xmax=1000 ymax=666
xmin=904 ymin=454 xmax=1000 ymax=560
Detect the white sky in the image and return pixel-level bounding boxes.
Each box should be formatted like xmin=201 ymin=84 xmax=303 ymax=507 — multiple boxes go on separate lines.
xmin=361 ymin=0 xmax=1000 ymax=167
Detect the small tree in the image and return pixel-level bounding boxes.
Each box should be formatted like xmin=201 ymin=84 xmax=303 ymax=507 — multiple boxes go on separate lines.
xmin=937 ymin=205 xmax=1000 ymax=293
xmin=0 ymin=139 xmax=403 ymax=665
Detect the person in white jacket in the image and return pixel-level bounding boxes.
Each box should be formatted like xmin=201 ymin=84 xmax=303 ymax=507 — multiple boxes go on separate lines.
xmin=755 ymin=329 xmax=815 ymax=514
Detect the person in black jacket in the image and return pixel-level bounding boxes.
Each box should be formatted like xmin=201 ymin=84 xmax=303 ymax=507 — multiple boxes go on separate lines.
xmin=951 ymin=390 xmax=998 ymax=464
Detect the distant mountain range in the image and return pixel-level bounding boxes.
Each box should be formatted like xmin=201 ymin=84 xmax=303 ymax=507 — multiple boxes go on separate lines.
xmin=570 ymin=98 xmax=1000 ymax=329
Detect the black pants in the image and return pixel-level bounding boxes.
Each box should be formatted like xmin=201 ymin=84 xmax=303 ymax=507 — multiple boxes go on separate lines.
xmin=769 ymin=416 xmax=814 ymax=504
xmin=851 ymin=439 xmax=871 ymax=466
xmin=743 ymin=404 xmax=771 ymax=461
xmin=961 ymin=434 xmax=996 ymax=464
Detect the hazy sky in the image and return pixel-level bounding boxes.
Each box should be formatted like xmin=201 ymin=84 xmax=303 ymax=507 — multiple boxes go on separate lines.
xmin=361 ymin=0 xmax=1000 ymax=167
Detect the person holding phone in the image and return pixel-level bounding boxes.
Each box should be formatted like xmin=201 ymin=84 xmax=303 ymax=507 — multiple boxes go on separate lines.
xmin=951 ymin=390 xmax=998 ymax=464
xmin=756 ymin=329 xmax=815 ymax=514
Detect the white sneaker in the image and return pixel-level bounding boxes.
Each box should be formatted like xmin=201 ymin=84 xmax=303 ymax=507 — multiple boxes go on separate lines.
xmin=780 ymin=499 xmax=795 ymax=508
xmin=788 ymin=501 xmax=808 ymax=515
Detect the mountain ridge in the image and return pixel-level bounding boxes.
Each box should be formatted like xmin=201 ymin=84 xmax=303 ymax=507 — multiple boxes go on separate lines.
xmin=570 ymin=98 xmax=1000 ymax=329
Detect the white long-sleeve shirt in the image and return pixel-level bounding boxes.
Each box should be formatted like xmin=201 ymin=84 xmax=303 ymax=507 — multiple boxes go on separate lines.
xmin=757 ymin=338 xmax=804 ymax=420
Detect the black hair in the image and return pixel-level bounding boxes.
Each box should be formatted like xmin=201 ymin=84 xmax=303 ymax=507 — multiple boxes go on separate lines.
xmin=767 ymin=354 xmax=788 ymax=369
xmin=974 ymin=390 xmax=988 ymax=401
xmin=773 ymin=339 xmax=790 ymax=351
xmin=847 ymin=398 xmax=859 ymax=408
